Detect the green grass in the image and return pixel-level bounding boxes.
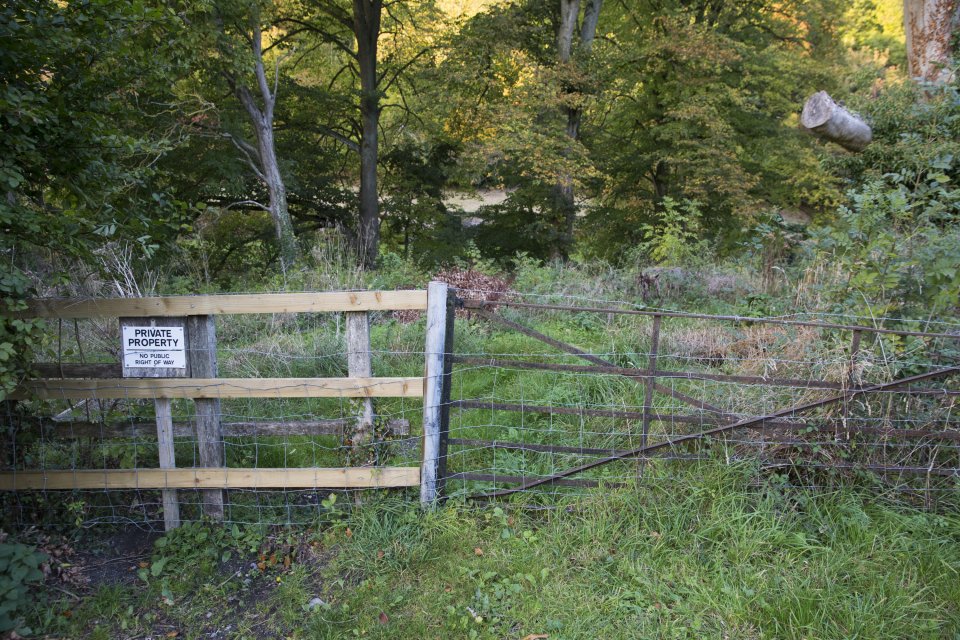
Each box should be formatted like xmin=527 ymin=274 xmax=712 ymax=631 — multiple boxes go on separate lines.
xmin=28 ymin=462 xmax=960 ymax=639
xmin=12 ymin=258 xmax=960 ymax=637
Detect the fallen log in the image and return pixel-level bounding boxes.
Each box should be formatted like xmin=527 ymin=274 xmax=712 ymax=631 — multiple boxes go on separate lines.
xmin=800 ymin=91 xmax=872 ymax=152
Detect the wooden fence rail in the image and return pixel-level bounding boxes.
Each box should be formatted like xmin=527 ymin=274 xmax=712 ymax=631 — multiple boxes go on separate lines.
xmin=10 ymin=291 xmax=428 ymax=319
xmin=10 ymin=377 xmax=424 ymax=400
xmin=2 ymin=288 xmax=448 ymax=529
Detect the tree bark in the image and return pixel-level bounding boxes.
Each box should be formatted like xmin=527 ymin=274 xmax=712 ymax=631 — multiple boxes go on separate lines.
xmin=354 ymin=0 xmax=382 ymax=269
xmin=800 ymin=91 xmax=872 ymax=152
xmin=229 ymin=19 xmax=299 ymax=273
xmin=904 ymin=0 xmax=960 ymax=84
xmin=552 ymin=0 xmax=603 ymax=260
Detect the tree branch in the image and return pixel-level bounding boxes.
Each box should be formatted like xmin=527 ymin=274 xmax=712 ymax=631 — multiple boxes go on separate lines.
xmin=222 ymin=131 xmax=266 ymax=182
xmin=276 ymin=17 xmax=358 ymax=60
xmin=378 ymin=45 xmax=435 ymax=93
xmin=251 ymin=20 xmax=274 ymax=115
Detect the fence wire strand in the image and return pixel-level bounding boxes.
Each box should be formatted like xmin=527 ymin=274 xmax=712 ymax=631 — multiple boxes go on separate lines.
xmin=3 ymin=289 xmax=960 ymax=532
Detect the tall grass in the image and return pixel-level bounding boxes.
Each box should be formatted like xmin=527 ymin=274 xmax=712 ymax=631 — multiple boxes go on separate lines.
xmin=299 ymin=462 xmax=960 ymax=639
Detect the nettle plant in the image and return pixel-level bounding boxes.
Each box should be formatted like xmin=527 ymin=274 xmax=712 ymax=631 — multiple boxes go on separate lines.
xmin=0 ymin=541 xmax=48 ymax=635
xmin=804 ymin=170 xmax=960 ymax=322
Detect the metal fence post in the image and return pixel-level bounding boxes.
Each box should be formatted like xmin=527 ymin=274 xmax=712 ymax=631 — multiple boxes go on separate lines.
xmin=421 ymin=281 xmax=449 ymax=505
xmin=435 ymin=289 xmax=457 ymax=500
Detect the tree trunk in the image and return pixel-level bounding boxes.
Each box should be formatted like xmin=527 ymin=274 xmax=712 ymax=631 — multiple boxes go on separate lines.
xmin=904 ymin=0 xmax=960 ymax=84
xmin=800 ymin=91 xmax=872 ymax=152
xmin=230 ymin=19 xmax=299 ymax=273
xmin=253 ymin=114 xmax=298 ymax=270
xmin=355 ymin=0 xmax=382 ymax=269
xmin=552 ymin=0 xmax=603 ymax=260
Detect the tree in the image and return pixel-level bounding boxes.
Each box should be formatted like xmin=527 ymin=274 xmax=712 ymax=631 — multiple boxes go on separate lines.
xmin=428 ymin=0 xmax=599 ymax=261
xmin=553 ymin=0 xmax=603 ymax=259
xmin=282 ymin=0 xmax=385 ymax=267
xmin=904 ymin=0 xmax=960 ymax=83
xmin=210 ymin=2 xmax=300 ymax=272
xmin=0 ymin=1 xmax=192 ymax=397
xmin=581 ymin=0 xmax=845 ymax=258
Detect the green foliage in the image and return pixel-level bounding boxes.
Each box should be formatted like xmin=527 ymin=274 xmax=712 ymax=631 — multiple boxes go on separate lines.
xmin=584 ymin=0 xmax=844 ymax=258
xmin=800 ymin=82 xmax=960 ymax=324
xmin=138 ymin=521 xmax=265 ymax=598
xmin=803 ymin=177 xmax=960 ymax=320
xmin=0 ymin=542 xmax=47 ymax=635
xmin=471 ymin=187 xmax=574 ymax=263
xmin=0 ymin=0 xmax=194 ymax=395
xmin=39 ymin=465 xmax=960 ymax=638
xmin=829 ymin=83 xmax=960 ymax=186
xmin=381 ymin=140 xmax=468 ymax=265
xmin=636 ymin=197 xmax=712 ymax=267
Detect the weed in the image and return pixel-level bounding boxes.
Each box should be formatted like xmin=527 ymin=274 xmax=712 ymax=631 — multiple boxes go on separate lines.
xmin=0 ymin=540 xmax=47 ymax=635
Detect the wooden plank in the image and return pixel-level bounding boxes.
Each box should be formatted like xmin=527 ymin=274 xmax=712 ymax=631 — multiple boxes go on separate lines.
xmin=10 ymin=377 xmax=425 ymax=400
xmin=20 ymin=418 xmax=411 ymax=439
xmin=0 ymin=467 xmax=421 ymax=490
xmin=14 ymin=291 xmax=429 ymax=319
xmin=155 ymin=398 xmax=180 ymax=530
xmin=421 ymin=281 xmax=449 ymax=504
xmin=187 ymin=315 xmax=223 ymax=520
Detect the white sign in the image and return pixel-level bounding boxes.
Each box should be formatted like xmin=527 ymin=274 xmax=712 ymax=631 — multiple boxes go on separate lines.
xmin=122 ymin=326 xmax=186 ymax=369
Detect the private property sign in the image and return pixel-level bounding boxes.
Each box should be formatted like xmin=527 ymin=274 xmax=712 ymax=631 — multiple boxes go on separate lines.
xmin=122 ymin=325 xmax=186 ymax=371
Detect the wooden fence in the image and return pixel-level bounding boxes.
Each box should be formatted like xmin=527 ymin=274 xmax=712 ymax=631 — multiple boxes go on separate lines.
xmin=2 ymin=285 xmax=453 ymax=529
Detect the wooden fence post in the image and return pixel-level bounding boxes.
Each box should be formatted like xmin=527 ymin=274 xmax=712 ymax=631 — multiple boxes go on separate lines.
xmin=346 ymin=311 xmax=374 ymax=457
xmin=119 ymin=316 xmax=189 ymax=531
xmin=435 ymin=289 xmax=456 ymax=500
xmin=187 ymin=315 xmax=224 ymax=520
xmin=154 ymin=398 xmax=180 ymax=530
xmin=421 ymin=281 xmax=449 ymax=505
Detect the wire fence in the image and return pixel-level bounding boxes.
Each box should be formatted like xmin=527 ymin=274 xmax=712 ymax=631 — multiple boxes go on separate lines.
xmin=2 ymin=299 xmax=430 ymax=530
xmin=442 ymin=290 xmax=960 ymax=508
xmin=2 ymin=286 xmax=959 ymax=532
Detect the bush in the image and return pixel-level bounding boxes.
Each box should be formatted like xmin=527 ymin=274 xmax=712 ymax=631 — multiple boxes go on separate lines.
xmin=802 ymin=177 xmax=960 ymax=320
xmin=0 ymin=541 xmax=47 ymax=635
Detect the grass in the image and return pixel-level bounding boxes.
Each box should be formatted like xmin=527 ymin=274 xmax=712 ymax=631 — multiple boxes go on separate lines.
xmin=9 ymin=258 xmax=960 ymax=637
xmin=26 ymin=461 xmax=960 ymax=639
xmin=11 ymin=285 xmax=958 ymax=526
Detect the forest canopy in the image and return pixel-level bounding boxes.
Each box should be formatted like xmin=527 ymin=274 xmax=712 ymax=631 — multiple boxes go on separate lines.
xmin=2 ymin=0 xmax=960 ymax=396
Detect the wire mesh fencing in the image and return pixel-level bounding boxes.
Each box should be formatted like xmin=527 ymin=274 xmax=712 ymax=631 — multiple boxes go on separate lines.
xmin=2 ymin=292 xmax=433 ymax=530
xmin=441 ymin=290 xmax=960 ymax=508
xmin=3 ymin=285 xmax=960 ymax=533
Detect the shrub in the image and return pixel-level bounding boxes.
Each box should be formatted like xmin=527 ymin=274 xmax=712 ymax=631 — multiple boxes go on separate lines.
xmin=0 ymin=541 xmax=48 ymax=635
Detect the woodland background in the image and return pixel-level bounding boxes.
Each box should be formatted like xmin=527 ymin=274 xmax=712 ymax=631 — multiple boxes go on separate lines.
xmin=2 ymin=0 xmax=959 ymax=391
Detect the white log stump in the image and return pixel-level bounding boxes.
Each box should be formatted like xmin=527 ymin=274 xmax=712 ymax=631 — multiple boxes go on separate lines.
xmin=800 ymin=91 xmax=872 ymax=152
